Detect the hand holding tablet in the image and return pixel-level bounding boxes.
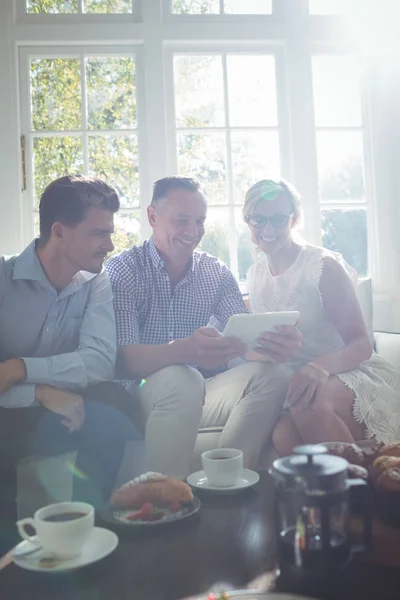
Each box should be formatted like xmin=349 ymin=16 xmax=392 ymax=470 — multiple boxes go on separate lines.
xmin=222 ymin=311 xmax=300 ymax=360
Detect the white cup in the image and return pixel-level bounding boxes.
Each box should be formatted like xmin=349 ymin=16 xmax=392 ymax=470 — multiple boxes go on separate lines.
xmin=201 ymin=448 xmax=243 ymax=488
xmin=17 ymin=501 xmax=94 ymax=559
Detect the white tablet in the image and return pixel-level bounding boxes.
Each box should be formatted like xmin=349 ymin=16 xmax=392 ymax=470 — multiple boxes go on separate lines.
xmin=222 ymin=311 xmax=299 ymax=350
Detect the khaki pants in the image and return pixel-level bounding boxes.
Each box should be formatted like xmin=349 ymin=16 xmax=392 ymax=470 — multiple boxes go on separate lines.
xmin=128 ymin=361 xmax=290 ymax=479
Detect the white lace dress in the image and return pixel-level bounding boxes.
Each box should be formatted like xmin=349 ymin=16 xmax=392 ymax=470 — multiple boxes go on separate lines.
xmin=247 ymin=244 xmax=400 ymax=445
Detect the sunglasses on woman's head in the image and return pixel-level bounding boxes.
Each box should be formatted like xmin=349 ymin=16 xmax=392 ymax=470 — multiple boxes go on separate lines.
xmin=246 ymin=213 xmax=292 ymax=229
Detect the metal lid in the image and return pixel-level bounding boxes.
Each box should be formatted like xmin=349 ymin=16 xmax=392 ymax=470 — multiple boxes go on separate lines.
xmin=271 ymin=444 xmax=349 ymax=493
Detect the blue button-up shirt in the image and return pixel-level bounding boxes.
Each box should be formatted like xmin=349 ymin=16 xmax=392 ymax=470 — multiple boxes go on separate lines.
xmin=106 ymin=237 xmax=247 ymax=348
xmin=0 ymin=241 xmax=116 ymax=408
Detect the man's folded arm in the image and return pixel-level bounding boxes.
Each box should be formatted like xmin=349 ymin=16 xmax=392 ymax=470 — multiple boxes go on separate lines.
xmin=0 ymin=383 xmax=36 ymax=408
xmin=22 ymin=271 xmax=116 ymax=391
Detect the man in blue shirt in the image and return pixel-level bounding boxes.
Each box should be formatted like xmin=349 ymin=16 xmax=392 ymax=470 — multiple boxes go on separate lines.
xmin=0 ymin=175 xmax=141 ymax=551
xmin=107 ymin=176 xmax=301 ymax=479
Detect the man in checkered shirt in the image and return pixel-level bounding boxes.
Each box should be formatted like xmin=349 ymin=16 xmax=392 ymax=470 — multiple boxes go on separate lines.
xmin=106 ymin=177 xmax=301 ymax=479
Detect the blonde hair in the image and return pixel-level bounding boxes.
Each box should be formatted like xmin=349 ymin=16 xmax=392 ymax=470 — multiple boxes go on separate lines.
xmin=243 ymin=179 xmax=302 ymax=225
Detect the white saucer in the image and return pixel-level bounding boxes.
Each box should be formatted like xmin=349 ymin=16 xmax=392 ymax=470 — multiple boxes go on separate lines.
xmin=187 ymin=468 xmax=260 ymax=493
xmin=12 ymin=526 xmax=118 ymax=572
xmin=195 ymin=592 xmax=316 ymax=599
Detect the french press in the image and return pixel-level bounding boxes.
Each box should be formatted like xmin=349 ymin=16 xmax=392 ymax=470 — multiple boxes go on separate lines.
xmin=270 ymin=445 xmax=372 ymax=598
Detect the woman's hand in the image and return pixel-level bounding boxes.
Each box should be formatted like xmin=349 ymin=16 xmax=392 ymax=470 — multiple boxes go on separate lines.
xmin=286 ymin=362 xmax=329 ymax=411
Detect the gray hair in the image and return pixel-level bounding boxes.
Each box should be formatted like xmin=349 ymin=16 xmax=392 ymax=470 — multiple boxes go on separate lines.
xmin=151 ymin=176 xmax=203 ymax=206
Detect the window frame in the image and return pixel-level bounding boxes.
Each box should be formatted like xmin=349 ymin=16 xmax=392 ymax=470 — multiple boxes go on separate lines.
xmin=163 ymin=0 xmax=276 ymax=22
xmin=16 ymin=0 xmax=140 ymax=23
xmin=18 ymin=44 xmax=148 ymax=243
xmin=1 ymin=0 xmax=397 ymax=331
xmin=164 ymin=42 xmax=290 ymax=279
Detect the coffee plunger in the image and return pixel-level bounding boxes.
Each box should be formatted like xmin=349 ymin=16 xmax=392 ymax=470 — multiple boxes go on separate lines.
xmin=270 ymin=444 xmax=372 ymax=598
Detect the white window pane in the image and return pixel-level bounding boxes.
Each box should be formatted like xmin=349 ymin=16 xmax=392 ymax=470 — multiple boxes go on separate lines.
xmin=177 ymin=132 xmax=227 ymax=204
xmin=26 ymin=0 xmax=78 ymax=13
xmin=224 ymin=0 xmax=272 ymax=14
xmin=199 ymin=209 xmax=231 ymax=268
xmin=174 ymin=56 xmax=225 ymax=128
xmin=322 ymin=208 xmax=368 ymax=276
xmin=30 ymin=58 xmax=81 ymax=131
xmin=83 ymin=0 xmax=132 ymax=12
xmin=316 ymin=131 xmax=365 ymax=201
xmin=86 ymin=56 xmax=136 ymax=130
xmin=235 ymin=208 xmax=254 ymax=280
xmin=309 ymin=0 xmax=347 ymax=14
xmin=88 ymin=135 xmax=139 ymax=207
xmin=171 ymin=0 xmax=219 ymax=14
xmin=111 ymin=212 xmax=141 ymax=255
xmin=227 ymin=55 xmax=278 ymax=126
xmin=231 ymin=131 xmax=280 ymax=204
xmin=312 ymin=55 xmax=362 ymax=127
xmin=33 ymin=136 xmax=83 ymax=207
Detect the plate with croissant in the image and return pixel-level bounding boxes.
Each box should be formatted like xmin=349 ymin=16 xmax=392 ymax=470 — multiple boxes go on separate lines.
xmin=321 ymin=441 xmax=400 ymax=528
xmin=100 ymin=472 xmax=201 ymax=527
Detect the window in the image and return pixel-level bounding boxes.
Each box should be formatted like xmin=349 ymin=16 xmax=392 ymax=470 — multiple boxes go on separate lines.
xmin=308 ymin=0 xmax=346 ymax=15
xmin=311 ymin=54 xmax=368 ymax=275
xmin=172 ymin=52 xmax=280 ymax=279
xmin=4 ymin=0 xmax=398 ymax=332
xmin=171 ymin=0 xmax=272 ymax=15
xmin=20 ymin=48 xmax=140 ymax=253
xmin=26 ymin=0 xmax=133 ymax=13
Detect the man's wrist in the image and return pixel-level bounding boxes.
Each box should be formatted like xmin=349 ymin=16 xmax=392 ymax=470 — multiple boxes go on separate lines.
xmin=168 ymin=338 xmax=189 ymax=365
xmin=6 ymin=359 xmax=27 ymax=385
xmin=35 ymin=384 xmax=47 ymax=404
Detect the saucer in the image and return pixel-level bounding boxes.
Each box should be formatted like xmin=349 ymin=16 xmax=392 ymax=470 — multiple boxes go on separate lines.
xmin=195 ymin=592 xmax=316 ymax=599
xmin=187 ymin=468 xmax=260 ymax=493
xmin=12 ymin=527 xmax=118 ymax=572
xmin=99 ymin=496 xmax=201 ymax=527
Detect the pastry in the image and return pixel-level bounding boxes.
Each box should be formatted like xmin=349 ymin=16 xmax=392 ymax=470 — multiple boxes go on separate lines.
xmin=372 ymin=455 xmax=400 ymax=475
xmin=376 ymin=467 xmax=400 ymax=492
xmin=347 ymin=463 xmax=368 ymax=480
xmin=377 ymin=442 xmax=400 ymax=459
xmin=110 ymin=472 xmax=193 ymax=509
xmin=324 ymin=442 xmax=366 ymax=466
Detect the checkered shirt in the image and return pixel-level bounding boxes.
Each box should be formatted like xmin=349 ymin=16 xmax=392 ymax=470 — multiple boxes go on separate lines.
xmin=106 ymin=237 xmax=248 ymax=348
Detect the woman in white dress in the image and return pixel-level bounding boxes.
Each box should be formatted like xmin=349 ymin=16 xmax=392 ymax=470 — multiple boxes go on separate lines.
xmin=244 ymin=179 xmax=400 ymax=456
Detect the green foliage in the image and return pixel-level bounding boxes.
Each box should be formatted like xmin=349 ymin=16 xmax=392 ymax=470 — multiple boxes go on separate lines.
xmin=88 ymin=135 xmax=139 ymax=208
xmin=26 ymin=0 xmax=131 ymax=13
xmin=31 ymin=58 xmax=81 ymax=131
xmin=110 ymin=226 xmax=140 ymax=257
xmin=83 ymin=0 xmax=132 ymax=13
xmin=33 ymin=137 xmax=83 ymax=209
xmin=171 ymin=0 xmax=219 ymax=14
xmin=86 ymin=57 xmax=136 ymax=130
xmin=199 ymin=219 xmax=254 ymax=281
xmin=320 ymin=155 xmax=364 ymax=201
xmin=27 ymin=0 xmax=78 ymax=13
xmin=322 ymin=209 xmax=368 ymax=275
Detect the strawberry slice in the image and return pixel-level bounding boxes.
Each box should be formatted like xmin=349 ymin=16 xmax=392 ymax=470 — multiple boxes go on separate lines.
xmin=140 ymin=502 xmax=154 ymax=518
xmin=169 ymin=500 xmax=181 ymax=513
xmin=125 ymin=509 xmax=144 ymax=521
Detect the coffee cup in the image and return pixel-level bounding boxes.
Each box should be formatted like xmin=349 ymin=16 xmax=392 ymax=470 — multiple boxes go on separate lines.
xmin=201 ymin=448 xmax=243 ymax=487
xmin=16 ymin=501 xmax=94 ymax=559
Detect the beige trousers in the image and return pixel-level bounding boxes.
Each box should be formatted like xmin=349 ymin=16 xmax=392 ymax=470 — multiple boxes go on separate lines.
xmin=128 ymin=361 xmax=290 ymax=479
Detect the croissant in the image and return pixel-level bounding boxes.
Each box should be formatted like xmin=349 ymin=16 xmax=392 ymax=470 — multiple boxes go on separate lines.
xmin=324 ymin=442 xmax=366 ymax=467
xmin=110 ymin=472 xmax=193 ymax=509
xmin=372 ymin=455 xmax=400 ymax=475
xmin=377 ymin=442 xmax=400 ymax=459
xmin=376 ymin=467 xmax=400 ymax=492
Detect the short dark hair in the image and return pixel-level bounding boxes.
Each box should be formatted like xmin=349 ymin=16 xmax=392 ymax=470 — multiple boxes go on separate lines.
xmin=151 ymin=176 xmax=202 ymax=206
xmin=39 ymin=174 xmax=120 ymax=245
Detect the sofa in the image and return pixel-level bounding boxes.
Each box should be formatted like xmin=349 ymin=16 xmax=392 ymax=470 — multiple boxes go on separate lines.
xmin=16 ymin=279 xmax=400 ymax=517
